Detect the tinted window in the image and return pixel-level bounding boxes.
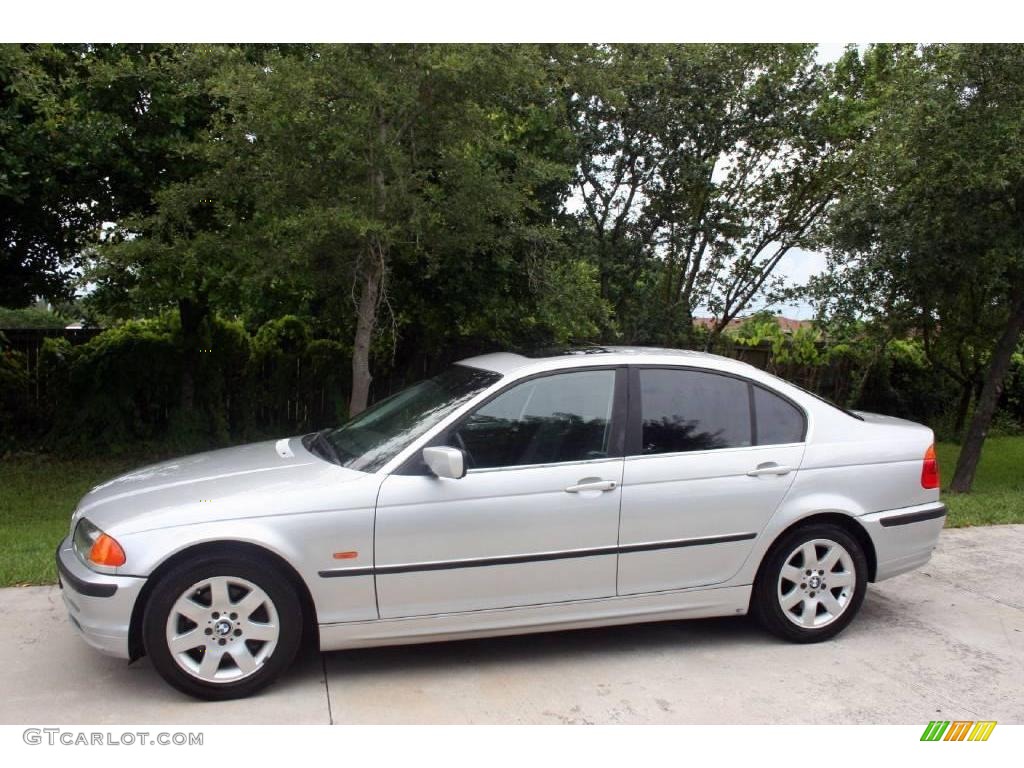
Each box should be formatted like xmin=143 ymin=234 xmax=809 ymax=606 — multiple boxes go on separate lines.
xmin=457 ymin=369 xmax=616 ymax=469
xmin=754 ymin=386 xmax=805 ymax=445
xmin=638 ymin=369 xmax=751 ymax=454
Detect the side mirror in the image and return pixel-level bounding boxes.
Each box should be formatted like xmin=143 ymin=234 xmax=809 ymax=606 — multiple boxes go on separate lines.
xmin=422 ymin=446 xmax=466 ymax=479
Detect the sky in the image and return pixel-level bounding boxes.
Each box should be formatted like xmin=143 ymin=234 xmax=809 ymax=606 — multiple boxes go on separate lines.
xmin=749 ymin=248 xmax=825 ymax=320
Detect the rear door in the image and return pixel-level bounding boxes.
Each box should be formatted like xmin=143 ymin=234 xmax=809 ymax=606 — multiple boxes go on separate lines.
xmin=616 ymin=366 xmax=806 ymax=596
xmin=374 ymin=366 xmax=627 ymax=618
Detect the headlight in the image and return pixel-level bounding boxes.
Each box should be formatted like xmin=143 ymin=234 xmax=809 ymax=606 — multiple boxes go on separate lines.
xmin=73 ymin=518 xmax=126 ymax=568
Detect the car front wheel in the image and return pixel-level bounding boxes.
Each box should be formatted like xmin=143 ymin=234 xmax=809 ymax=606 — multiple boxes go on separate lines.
xmin=142 ymin=553 xmax=303 ymax=700
xmin=753 ymin=523 xmax=868 ymax=643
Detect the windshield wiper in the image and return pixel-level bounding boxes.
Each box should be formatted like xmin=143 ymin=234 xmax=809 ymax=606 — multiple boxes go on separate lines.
xmin=307 ymin=429 xmax=342 ymax=466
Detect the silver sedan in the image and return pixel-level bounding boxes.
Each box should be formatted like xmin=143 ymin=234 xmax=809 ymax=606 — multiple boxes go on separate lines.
xmin=56 ymin=347 xmax=946 ymax=699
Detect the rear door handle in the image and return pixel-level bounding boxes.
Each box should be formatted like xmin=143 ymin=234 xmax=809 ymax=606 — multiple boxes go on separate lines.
xmin=747 ymin=463 xmax=795 ymax=477
xmin=564 ymin=478 xmax=618 ymax=493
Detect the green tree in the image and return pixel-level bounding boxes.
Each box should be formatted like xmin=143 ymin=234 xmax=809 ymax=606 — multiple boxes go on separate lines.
xmin=215 ymin=44 xmax=589 ymax=414
xmin=822 ymin=44 xmax=1024 ymax=492
xmin=559 ymin=44 xmax=856 ymax=347
xmin=83 ymin=44 xmax=292 ymax=411
xmin=1 ymin=45 xmax=111 ymax=305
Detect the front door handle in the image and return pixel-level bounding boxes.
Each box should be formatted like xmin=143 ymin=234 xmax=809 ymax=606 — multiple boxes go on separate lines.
xmin=564 ymin=478 xmax=618 ymax=493
xmin=747 ymin=462 xmax=795 ymax=477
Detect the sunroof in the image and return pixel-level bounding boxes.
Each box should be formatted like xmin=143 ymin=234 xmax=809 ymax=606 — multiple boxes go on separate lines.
xmin=518 ymin=346 xmax=616 ymax=358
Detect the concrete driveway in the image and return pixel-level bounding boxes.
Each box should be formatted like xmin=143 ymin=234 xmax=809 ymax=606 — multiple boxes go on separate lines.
xmin=1 ymin=525 xmax=1021 ymax=724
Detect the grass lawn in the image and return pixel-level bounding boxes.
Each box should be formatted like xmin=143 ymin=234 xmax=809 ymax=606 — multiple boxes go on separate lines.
xmin=937 ymin=436 xmax=1024 ymax=527
xmin=1 ymin=437 xmax=1022 ymax=588
xmin=0 ymin=456 xmax=137 ymax=587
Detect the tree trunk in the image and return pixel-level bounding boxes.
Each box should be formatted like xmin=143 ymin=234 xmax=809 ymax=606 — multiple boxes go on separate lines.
xmin=348 ymin=248 xmax=383 ymax=417
xmin=953 ymin=380 xmax=974 ymax=438
xmin=347 ymin=109 xmax=391 ymax=418
xmin=950 ymin=288 xmax=1024 ymax=493
xmin=843 ymin=329 xmax=893 ymax=410
xmin=178 ymin=295 xmax=209 ymax=412
xmin=675 ymin=303 xmax=694 ymax=348
xmin=704 ymin=306 xmax=740 ymax=351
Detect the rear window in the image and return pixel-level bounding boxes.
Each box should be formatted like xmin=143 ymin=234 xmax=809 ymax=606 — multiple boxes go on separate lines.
xmin=762 ymin=373 xmax=863 ymax=421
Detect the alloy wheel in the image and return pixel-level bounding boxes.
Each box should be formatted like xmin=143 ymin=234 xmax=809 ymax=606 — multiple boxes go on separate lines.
xmin=776 ymin=538 xmax=856 ymax=629
xmin=165 ymin=575 xmax=280 ymax=683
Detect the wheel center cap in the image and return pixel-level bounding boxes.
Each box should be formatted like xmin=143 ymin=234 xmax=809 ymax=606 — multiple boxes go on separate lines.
xmin=808 ymin=575 xmax=822 ymax=589
xmin=215 ymin=619 xmax=232 ymax=636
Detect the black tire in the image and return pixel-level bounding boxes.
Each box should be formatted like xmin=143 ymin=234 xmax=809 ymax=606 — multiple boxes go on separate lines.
xmin=142 ymin=553 xmax=303 ymax=700
xmin=752 ymin=523 xmax=868 ymax=643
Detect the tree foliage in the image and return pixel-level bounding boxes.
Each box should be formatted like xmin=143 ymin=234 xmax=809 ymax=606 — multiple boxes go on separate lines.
xmin=818 ymin=43 xmax=1024 ymax=491
xmin=2 ymin=43 xmax=1023 ymax=473
xmin=561 ymin=44 xmax=857 ymax=346
xmin=1 ymin=45 xmax=107 ymax=305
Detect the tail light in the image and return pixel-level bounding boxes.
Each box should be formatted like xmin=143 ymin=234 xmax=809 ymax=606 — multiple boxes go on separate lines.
xmin=921 ymin=444 xmax=940 ymax=489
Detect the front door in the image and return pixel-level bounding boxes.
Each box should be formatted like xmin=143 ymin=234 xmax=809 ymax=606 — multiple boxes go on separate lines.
xmin=617 ymin=366 xmax=807 ymax=596
xmin=374 ymin=367 xmax=626 ymax=619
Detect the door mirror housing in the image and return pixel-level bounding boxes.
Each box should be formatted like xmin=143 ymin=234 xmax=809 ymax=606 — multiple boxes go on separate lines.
xmin=422 ymin=446 xmax=466 ymax=479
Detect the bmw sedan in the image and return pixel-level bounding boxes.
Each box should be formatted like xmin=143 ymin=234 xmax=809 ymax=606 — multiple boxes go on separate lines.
xmin=56 ymin=347 xmax=946 ymax=699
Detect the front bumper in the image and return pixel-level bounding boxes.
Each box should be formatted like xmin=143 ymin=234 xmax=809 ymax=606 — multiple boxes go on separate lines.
xmin=859 ymin=501 xmax=946 ymax=581
xmin=56 ymin=535 xmax=145 ymax=659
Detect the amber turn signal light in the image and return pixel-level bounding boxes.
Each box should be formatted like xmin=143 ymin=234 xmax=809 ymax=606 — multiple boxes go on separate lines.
xmin=89 ymin=533 xmax=127 ymax=567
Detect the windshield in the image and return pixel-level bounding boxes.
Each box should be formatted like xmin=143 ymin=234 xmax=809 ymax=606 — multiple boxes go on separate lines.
xmin=760 ymin=370 xmax=864 ymax=421
xmin=315 ymin=365 xmax=501 ymax=472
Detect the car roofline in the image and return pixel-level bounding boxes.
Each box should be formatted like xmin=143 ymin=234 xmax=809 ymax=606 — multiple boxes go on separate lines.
xmin=456 ymin=346 xmax=750 ymax=377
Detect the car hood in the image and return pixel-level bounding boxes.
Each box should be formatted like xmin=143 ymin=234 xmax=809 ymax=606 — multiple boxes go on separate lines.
xmin=74 ymin=437 xmax=368 ymax=535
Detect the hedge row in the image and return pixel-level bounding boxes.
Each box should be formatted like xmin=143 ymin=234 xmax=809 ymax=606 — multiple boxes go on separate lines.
xmin=0 ymin=315 xmax=351 ymax=454
xmin=3 ymin=316 xmax=1022 ymax=455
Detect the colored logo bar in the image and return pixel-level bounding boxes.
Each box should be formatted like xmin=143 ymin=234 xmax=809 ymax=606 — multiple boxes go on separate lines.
xmin=921 ymin=721 xmax=997 ymax=741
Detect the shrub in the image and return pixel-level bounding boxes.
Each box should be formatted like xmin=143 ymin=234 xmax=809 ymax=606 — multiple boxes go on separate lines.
xmin=0 ymin=332 xmax=31 ymax=452
xmin=6 ymin=314 xmax=356 ymax=453
xmin=36 ymin=315 xmax=257 ymax=453
xmin=44 ymin=319 xmax=181 ymax=451
xmin=249 ymin=316 xmax=351 ymax=433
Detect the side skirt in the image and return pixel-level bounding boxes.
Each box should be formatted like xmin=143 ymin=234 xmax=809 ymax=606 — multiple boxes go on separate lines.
xmin=318 ymin=584 xmax=752 ymax=651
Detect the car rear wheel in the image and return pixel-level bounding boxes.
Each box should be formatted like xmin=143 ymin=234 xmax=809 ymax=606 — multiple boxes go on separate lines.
xmin=753 ymin=523 xmax=867 ymax=643
xmin=142 ymin=553 xmax=303 ymax=700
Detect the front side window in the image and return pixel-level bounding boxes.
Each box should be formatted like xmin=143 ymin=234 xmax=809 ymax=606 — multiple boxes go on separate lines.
xmin=456 ymin=369 xmax=617 ymax=469
xmin=638 ymin=368 xmax=752 ymax=454
xmin=320 ymin=365 xmax=501 ymax=472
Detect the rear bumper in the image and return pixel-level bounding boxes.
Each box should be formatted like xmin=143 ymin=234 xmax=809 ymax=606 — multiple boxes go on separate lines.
xmin=56 ymin=536 xmax=145 ymax=659
xmin=859 ymin=502 xmax=946 ymax=581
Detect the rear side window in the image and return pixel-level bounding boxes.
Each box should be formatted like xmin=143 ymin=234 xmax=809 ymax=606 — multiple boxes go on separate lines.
xmin=638 ymin=369 xmax=752 ymax=454
xmin=754 ymin=385 xmax=805 ymax=445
